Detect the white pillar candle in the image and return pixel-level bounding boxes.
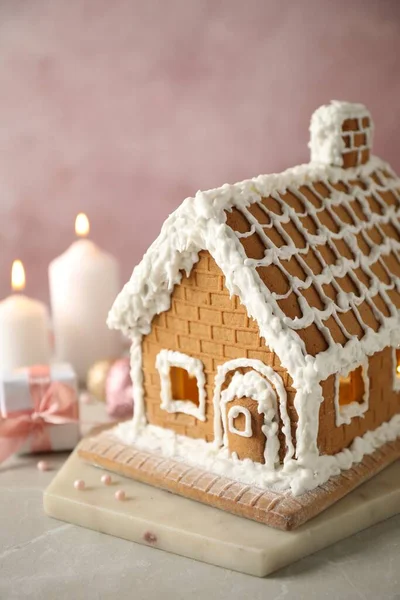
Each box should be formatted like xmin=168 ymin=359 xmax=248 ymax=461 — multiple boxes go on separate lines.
xmin=0 ymin=261 xmax=51 ymax=372
xmin=49 ymin=214 xmax=122 ymax=382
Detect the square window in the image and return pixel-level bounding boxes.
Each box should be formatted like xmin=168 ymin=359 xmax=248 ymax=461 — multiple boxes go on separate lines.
xmin=338 ymin=366 xmax=365 ymax=407
xmin=170 ymin=366 xmax=200 ymax=406
xmin=156 ymin=350 xmax=206 ymax=421
xmin=392 ymin=347 xmax=400 ymax=391
xmin=334 ymin=361 xmax=369 ymax=426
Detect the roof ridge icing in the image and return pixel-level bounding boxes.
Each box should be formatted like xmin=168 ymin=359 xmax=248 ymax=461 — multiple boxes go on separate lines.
xmin=108 ymin=154 xmax=400 ymax=388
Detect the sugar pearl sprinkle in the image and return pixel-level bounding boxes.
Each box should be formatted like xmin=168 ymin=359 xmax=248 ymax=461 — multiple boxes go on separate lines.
xmin=37 ymin=460 xmax=49 ymax=472
xmin=115 ymin=489 xmax=126 ymax=501
xmin=74 ymin=479 xmax=85 ymax=491
xmin=101 ymin=474 xmax=112 ymax=485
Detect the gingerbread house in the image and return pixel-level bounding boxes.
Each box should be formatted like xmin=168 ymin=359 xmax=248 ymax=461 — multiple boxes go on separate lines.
xmin=80 ymin=101 xmax=400 ymax=530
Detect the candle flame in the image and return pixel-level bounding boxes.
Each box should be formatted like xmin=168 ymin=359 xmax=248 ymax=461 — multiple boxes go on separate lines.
xmin=397 ymin=365 xmax=400 ymax=375
xmin=75 ymin=213 xmax=90 ymax=238
xmin=11 ymin=260 xmax=26 ymax=292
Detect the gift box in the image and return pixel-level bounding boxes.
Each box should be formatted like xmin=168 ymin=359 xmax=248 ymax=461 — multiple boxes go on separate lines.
xmin=0 ymin=363 xmax=80 ymax=460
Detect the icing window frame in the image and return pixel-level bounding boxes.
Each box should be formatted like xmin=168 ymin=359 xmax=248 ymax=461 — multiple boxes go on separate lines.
xmin=334 ymin=359 xmax=369 ymax=426
xmin=155 ymin=349 xmax=206 ymax=421
xmin=227 ymin=405 xmax=252 ymax=438
xmin=392 ymin=347 xmax=400 ymax=392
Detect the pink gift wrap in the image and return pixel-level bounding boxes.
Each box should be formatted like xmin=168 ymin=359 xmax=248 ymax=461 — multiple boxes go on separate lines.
xmin=0 ymin=363 xmax=80 ymax=458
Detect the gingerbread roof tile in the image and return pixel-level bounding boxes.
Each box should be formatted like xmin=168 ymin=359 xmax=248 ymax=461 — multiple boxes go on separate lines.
xmin=108 ymin=101 xmax=400 ymax=388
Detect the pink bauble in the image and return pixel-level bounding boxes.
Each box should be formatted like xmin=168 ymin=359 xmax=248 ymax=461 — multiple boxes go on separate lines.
xmin=105 ymin=357 xmax=133 ymax=419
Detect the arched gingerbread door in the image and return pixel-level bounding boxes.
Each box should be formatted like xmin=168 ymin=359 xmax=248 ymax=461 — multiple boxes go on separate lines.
xmin=220 ymin=370 xmax=280 ymax=467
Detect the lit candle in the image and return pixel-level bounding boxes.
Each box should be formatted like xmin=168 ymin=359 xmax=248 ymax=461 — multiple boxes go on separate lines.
xmin=49 ymin=213 xmax=122 ymax=382
xmin=0 ymin=261 xmax=51 ymax=372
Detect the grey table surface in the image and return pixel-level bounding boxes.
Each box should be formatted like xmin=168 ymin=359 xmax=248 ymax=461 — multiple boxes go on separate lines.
xmin=1 ymin=400 xmax=399 ymax=600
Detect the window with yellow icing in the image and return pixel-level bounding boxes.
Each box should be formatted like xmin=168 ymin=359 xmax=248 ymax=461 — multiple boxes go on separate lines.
xmin=396 ymin=349 xmax=400 ymax=378
xmin=335 ymin=360 xmax=369 ymax=426
xmin=338 ymin=366 xmax=365 ymax=406
xmin=156 ymin=350 xmax=206 ymax=421
xmin=170 ymin=366 xmax=200 ymax=406
xmin=392 ymin=347 xmax=400 ymax=392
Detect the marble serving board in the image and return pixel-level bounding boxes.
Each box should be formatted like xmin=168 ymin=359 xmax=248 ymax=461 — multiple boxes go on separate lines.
xmin=44 ymin=446 xmax=400 ymax=577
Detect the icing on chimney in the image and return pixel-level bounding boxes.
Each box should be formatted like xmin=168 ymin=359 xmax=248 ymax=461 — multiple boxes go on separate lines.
xmin=309 ymin=100 xmax=373 ymax=169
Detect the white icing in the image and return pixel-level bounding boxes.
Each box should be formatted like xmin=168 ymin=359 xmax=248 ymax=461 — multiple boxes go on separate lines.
xmin=392 ymin=347 xmax=400 ymax=392
xmin=114 ymin=412 xmax=400 ymax=496
xmin=334 ymin=358 xmax=369 ymax=426
xmin=155 ymin=350 xmax=206 ymax=421
xmin=108 ymin=101 xmax=400 ymax=494
xmin=309 ymin=100 xmax=373 ymax=167
xmin=227 ymin=405 xmax=252 ymax=438
xmin=130 ymin=335 xmax=146 ymax=432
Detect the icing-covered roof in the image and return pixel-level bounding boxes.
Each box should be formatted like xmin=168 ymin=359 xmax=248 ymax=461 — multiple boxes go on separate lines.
xmin=224 ymin=164 xmax=400 ymax=364
xmin=108 ymin=102 xmax=400 ymax=386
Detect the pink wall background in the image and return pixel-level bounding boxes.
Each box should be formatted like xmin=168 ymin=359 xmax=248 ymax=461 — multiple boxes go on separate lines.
xmin=0 ymin=0 xmax=399 ymax=302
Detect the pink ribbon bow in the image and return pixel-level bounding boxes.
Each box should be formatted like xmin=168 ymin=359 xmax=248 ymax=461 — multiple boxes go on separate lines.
xmin=0 ymin=365 xmax=78 ymax=464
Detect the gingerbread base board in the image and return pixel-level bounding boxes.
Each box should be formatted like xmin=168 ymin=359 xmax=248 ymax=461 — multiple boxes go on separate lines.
xmin=77 ymin=430 xmax=400 ymax=530
xmin=44 ymin=445 xmax=400 ymax=577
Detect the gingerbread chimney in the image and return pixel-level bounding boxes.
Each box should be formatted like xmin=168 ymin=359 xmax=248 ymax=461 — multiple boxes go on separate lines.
xmin=309 ymin=101 xmax=373 ymax=169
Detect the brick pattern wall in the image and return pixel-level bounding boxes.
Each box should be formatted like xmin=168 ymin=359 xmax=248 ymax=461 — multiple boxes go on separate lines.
xmin=141 ymin=250 xmax=297 ymax=459
xmin=318 ymin=347 xmax=400 ymax=455
xmin=341 ymin=116 xmax=371 ymax=169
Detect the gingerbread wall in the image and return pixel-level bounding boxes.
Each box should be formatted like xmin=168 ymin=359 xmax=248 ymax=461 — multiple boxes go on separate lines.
xmin=318 ymin=346 xmax=400 ymax=455
xmin=141 ymin=250 xmax=298 ymax=459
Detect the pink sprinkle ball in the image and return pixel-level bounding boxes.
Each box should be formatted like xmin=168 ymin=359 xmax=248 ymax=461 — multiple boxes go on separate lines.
xmin=74 ymin=479 xmax=85 ymax=491
xmin=37 ymin=460 xmax=49 ymax=472
xmin=101 ymin=474 xmax=112 ymax=485
xmin=115 ymin=489 xmax=126 ymax=501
